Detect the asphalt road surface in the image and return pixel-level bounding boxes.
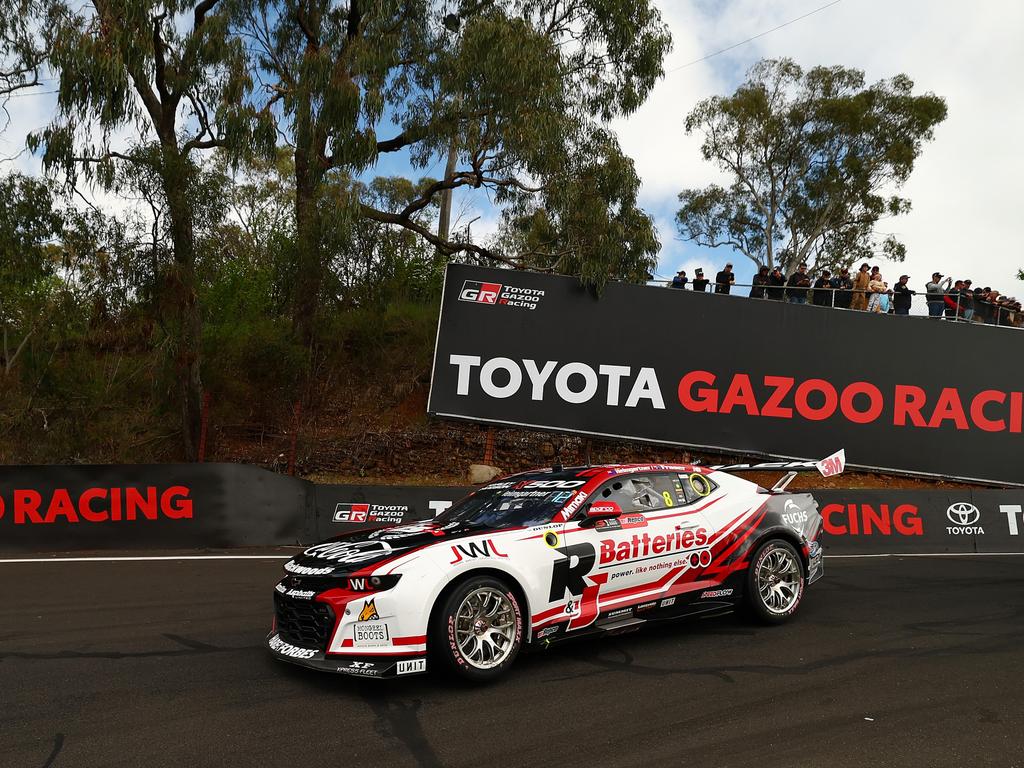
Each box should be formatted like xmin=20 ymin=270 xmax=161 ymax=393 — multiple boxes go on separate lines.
xmin=3 ymin=553 xmax=1023 ymax=768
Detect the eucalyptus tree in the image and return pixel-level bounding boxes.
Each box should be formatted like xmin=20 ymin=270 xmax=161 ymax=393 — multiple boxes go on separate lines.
xmin=676 ymin=58 xmax=947 ymax=276
xmin=27 ymin=0 xmax=274 ymax=459
xmin=236 ymin=0 xmax=672 ymax=341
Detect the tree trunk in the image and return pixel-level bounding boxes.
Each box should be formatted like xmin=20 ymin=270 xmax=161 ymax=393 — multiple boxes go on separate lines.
xmin=160 ymin=148 xmax=203 ymax=462
xmin=291 ymin=81 xmax=322 ymax=346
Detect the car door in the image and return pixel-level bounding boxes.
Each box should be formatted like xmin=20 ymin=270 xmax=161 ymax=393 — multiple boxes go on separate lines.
xmin=558 ymin=472 xmax=713 ymax=631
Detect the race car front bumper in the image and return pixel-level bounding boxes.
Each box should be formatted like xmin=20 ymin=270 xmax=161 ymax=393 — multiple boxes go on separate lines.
xmin=267 ymin=633 xmax=427 ymax=679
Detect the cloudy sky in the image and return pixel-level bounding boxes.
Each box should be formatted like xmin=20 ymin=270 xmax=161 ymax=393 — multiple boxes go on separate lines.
xmin=616 ymin=0 xmax=1024 ymax=293
xmin=4 ymin=0 xmax=1022 ymax=295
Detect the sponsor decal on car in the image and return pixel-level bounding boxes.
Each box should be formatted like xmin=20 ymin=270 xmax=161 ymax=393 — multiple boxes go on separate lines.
xmin=700 ymin=589 xmax=734 ymax=599
xmin=396 ymin=658 xmax=427 ymax=676
xmin=605 ymin=607 xmax=632 ymax=619
xmin=534 ymin=626 xmax=560 ymax=639
xmin=268 ymin=634 xmax=316 ymax=660
xmin=946 ymin=502 xmax=984 ymax=535
xmin=336 ymin=660 xmax=381 ymax=677
xmin=284 ymin=589 xmax=317 ymax=600
xmin=302 ymin=540 xmax=395 ymax=564
xmin=598 ymin=530 xmax=709 ymax=564
xmin=449 ymin=538 xmax=509 ymax=564
xmin=660 ymin=597 xmax=676 ymax=608
xmin=284 ymin=561 xmax=335 ymax=576
xmin=353 ymin=621 xmax=390 ymax=647
xmin=358 ymin=599 xmax=380 ymax=621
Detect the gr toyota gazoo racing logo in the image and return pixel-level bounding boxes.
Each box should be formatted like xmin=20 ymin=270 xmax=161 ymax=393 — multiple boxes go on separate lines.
xmin=333 ymin=503 xmax=408 ymax=524
xmin=458 ymin=280 xmax=544 ymax=310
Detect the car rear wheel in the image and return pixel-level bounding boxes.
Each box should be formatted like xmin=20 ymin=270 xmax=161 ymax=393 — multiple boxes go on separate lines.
xmin=430 ymin=576 xmax=523 ymax=682
xmin=745 ymin=539 xmax=805 ymax=623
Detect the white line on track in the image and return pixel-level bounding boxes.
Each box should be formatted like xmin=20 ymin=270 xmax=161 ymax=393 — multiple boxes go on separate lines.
xmin=0 ymin=555 xmax=295 ymax=564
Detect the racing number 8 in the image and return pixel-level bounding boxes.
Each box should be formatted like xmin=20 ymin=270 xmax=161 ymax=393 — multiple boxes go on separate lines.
xmin=662 ymin=491 xmax=674 ymax=507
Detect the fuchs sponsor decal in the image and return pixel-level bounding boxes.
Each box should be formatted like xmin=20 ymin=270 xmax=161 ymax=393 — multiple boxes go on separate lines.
xmin=700 ymin=588 xmax=734 ymax=599
xmin=0 ymin=486 xmax=192 ymax=525
xmin=1002 ymin=505 xmax=1024 ymax=535
xmin=449 ymin=538 xmax=509 ymax=564
xmin=302 ymin=540 xmax=394 ymax=564
xmin=353 ymin=621 xmax=390 ymax=647
xmin=782 ymin=499 xmax=809 ymax=526
xmin=269 ymin=634 xmax=316 ymax=659
xmin=447 ymin=356 xmax=665 ymax=409
xmin=598 ymin=529 xmax=709 ymax=565
xmin=396 ymin=658 xmax=427 ymax=676
xmin=358 ymin=599 xmax=380 ymax=621
xmin=284 ymin=561 xmax=334 ymax=576
xmin=945 ymin=502 xmax=984 ymax=534
xmin=333 ymin=503 xmax=408 ymax=524
xmin=821 ymin=503 xmax=923 ymax=536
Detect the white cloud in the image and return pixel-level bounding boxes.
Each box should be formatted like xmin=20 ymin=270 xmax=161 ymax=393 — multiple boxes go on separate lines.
xmin=618 ymin=0 xmax=1024 ymax=294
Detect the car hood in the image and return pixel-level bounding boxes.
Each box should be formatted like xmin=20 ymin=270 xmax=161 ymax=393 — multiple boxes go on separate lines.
xmin=284 ymin=520 xmax=492 ymax=575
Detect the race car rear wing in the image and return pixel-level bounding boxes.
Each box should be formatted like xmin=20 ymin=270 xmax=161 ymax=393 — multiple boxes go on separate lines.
xmin=706 ymin=449 xmax=846 ymax=493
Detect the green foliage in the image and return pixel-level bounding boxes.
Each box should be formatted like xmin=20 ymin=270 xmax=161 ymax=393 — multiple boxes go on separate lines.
xmin=676 ymin=58 xmax=948 ymax=275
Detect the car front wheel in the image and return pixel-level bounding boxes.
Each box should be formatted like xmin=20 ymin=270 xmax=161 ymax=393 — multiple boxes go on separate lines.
xmin=431 ymin=576 xmax=523 ymax=682
xmin=745 ymin=539 xmax=805 ymax=623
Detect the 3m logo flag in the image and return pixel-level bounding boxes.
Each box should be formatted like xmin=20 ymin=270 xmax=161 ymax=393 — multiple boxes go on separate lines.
xmin=816 ymin=449 xmax=846 ymax=478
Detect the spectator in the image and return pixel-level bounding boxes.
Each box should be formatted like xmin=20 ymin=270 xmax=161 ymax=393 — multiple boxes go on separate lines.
xmin=867 ymin=273 xmax=886 ymax=313
xmin=766 ymin=266 xmax=786 ymax=300
xmin=892 ymin=275 xmax=914 ymax=315
xmin=750 ymin=265 xmax=770 ymax=298
xmin=670 ymin=269 xmax=688 ymax=289
xmin=925 ymin=272 xmax=951 ymax=317
xmin=786 ymin=263 xmax=812 ymax=304
xmin=944 ymin=280 xmax=966 ymax=319
xmin=831 ymin=268 xmax=853 ymax=309
xmin=715 ymin=263 xmax=736 ymax=295
xmin=812 ymin=270 xmax=833 ymax=306
xmin=692 ymin=268 xmax=709 ymax=293
xmin=870 ymin=265 xmax=881 ymax=282
xmin=850 ymin=263 xmax=871 ymax=310
xmin=973 ymin=286 xmax=991 ymax=323
xmin=960 ymin=279 xmax=975 ymax=321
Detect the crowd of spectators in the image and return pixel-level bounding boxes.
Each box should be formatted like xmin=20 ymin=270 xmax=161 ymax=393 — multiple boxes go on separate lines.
xmin=668 ymin=262 xmax=1022 ymax=327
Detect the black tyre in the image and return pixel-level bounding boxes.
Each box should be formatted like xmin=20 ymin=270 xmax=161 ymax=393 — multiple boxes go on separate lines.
xmin=429 ymin=576 xmax=524 ymax=682
xmin=744 ymin=539 xmax=805 ymax=624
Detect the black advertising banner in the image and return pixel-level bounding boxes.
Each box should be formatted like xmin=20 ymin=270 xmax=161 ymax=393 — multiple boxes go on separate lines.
xmin=429 ymin=264 xmax=1024 ymax=485
xmin=0 ymin=464 xmax=311 ymax=553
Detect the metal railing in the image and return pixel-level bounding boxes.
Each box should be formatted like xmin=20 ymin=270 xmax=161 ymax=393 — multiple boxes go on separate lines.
xmin=654 ymin=279 xmax=1024 ymax=328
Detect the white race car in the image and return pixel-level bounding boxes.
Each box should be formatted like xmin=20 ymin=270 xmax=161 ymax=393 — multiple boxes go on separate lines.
xmin=268 ymin=462 xmax=824 ymax=681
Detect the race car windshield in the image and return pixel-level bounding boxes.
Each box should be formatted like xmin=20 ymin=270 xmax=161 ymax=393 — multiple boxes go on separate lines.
xmin=434 ymin=483 xmax=580 ymax=529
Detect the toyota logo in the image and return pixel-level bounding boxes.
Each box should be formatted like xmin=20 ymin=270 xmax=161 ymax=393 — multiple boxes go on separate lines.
xmin=946 ymin=502 xmax=980 ymax=526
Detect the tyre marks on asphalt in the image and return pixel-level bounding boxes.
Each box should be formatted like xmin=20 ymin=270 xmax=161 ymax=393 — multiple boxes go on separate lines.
xmin=40 ymin=732 xmax=64 ymax=768
xmin=0 ymin=633 xmax=256 ymax=663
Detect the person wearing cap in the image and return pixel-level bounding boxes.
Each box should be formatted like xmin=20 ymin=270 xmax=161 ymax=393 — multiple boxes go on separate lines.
xmin=960 ymin=279 xmax=975 ymax=321
xmin=892 ymin=275 xmax=915 ymax=315
xmin=830 ymin=267 xmax=853 ymax=309
xmin=692 ymin=268 xmax=709 ymax=293
xmin=811 ymin=269 xmax=833 ymax=307
xmin=670 ymin=269 xmax=688 ymax=289
xmin=850 ymin=263 xmax=870 ymax=311
xmin=944 ymin=279 xmax=966 ymax=319
xmin=749 ymin=265 xmax=770 ymax=298
xmin=714 ymin=263 xmax=736 ymax=295
xmin=925 ymin=272 xmax=951 ymax=317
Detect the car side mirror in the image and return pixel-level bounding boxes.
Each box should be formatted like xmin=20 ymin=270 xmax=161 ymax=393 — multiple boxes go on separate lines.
xmin=586 ymin=501 xmax=622 ymax=520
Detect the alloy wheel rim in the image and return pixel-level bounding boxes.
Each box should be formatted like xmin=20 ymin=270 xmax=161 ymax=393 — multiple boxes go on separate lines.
xmin=756 ymin=547 xmax=802 ymax=614
xmin=454 ymin=587 xmax=517 ymax=669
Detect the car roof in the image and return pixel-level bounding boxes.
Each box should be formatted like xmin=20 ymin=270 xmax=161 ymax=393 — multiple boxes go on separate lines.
xmin=501 ymin=463 xmax=709 ymax=484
